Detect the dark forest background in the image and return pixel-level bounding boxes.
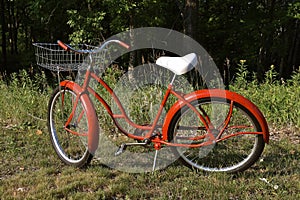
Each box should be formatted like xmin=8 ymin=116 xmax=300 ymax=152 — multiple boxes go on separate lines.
xmin=0 ymin=0 xmax=299 ymax=81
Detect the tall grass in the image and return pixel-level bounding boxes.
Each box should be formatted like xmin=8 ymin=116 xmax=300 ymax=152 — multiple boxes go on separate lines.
xmin=0 ymin=70 xmax=50 ymax=131
xmin=0 ymin=67 xmax=299 ymax=199
xmin=0 ymin=65 xmax=299 ymax=133
xmin=231 ymin=62 xmax=300 ymax=129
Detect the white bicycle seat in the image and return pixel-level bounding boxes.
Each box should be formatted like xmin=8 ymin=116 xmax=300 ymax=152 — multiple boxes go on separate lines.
xmin=156 ymin=53 xmax=198 ymax=75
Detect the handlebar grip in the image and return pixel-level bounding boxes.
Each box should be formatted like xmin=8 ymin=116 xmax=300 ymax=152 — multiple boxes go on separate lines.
xmin=57 ymin=40 xmax=69 ymax=51
xmin=118 ymin=41 xmax=130 ymax=49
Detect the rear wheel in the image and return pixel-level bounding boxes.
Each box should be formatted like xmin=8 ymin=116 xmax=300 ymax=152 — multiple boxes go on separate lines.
xmin=168 ymin=97 xmax=265 ymax=173
xmin=48 ymin=86 xmax=93 ymax=167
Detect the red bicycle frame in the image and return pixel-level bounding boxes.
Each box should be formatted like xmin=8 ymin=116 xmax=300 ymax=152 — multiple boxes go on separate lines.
xmin=60 ymin=66 xmax=269 ymax=153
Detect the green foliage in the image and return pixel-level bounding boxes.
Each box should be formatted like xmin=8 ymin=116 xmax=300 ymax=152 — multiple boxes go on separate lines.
xmin=0 ymin=70 xmax=50 ymax=130
xmin=234 ymin=60 xmax=249 ymax=88
xmin=67 ymin=7 xmax=106 ymax=44
xmin=264 ymin=65 xmax=279 ymax=84
xmin=288 ymin=67 xmax=300 ymax=84
xmin=103 ymin=0 xmax=171 ymax=33
xmin=288 ymin=2 xmax=300 ymax=19
xmin=1 ymin=0 xmax=299 ymax=80
xmin=0 ymin=64 xmax=299 ymax=199
xmin=65 ymin=0 xmax=175 ymax=44
xmin=232 ymin=65 xmax=300 ymax=128
xmin=1 ymin=64 xmax=298 ymax=133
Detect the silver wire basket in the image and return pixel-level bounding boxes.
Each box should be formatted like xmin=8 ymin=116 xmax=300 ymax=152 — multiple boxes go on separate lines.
xmin=33 ymin=43 xmax=99 ymax=72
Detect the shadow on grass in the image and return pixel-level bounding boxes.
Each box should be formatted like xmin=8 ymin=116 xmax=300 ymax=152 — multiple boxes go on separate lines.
xmin=233 ymin=138 xmax=299 ymax=179
xmin=260 ymin=139 xmax=299 ymax=175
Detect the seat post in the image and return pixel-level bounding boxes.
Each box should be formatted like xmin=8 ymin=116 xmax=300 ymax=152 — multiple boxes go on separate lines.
xmin=170 ymin=74 xmax=176 ymax=85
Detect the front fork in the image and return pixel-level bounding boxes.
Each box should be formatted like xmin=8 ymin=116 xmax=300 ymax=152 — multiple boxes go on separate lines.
xmin=59 ymin=80 xmax=100 ymax=154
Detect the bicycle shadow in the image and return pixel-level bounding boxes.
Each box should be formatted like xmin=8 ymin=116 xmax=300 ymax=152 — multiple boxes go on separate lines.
xmin=88 ymin=138 xmax=299 ymax=177
xmin=235 ymin=139 xmax=299 ymax=178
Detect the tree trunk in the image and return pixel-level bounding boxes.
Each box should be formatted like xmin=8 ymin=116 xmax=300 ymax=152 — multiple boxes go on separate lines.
xmin=12 ymin=0 xmax=18 ymax=54
xmin=288 ymin=19 xmax=299 ymax=72
xmin=0 ymin=0 xmax=7 ymax=71
xmin=127 ymin=10 xmax=136 ymax=82
xmin=184 ymin=0 xmax=198 ymax=39
xmin=223 ymin=57 xmax=230 ymax=90
xmin=258 ymin=0 xmax=276 ymax=79
xmin=7 ymin=0 xmax=13 ymax=54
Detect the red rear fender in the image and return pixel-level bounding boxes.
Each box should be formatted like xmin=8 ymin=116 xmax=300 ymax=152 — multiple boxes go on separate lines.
xmin=162 ymin=89 xmax=269 ymax=143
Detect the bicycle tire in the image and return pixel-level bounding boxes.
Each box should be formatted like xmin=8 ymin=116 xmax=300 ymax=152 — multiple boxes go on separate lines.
xmin=48 ymin=86 xmax=93 ymax=167
xmin=168 ymin=97 xmax=265 ymax=173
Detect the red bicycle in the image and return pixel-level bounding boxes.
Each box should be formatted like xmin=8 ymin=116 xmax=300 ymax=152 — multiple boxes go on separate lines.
xmin=33 ymin=39 xmax=269 ymax=173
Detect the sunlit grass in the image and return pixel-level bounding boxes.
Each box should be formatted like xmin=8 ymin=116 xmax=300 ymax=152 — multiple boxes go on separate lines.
xmin=0 ymin=68 xmax=299 ymax=199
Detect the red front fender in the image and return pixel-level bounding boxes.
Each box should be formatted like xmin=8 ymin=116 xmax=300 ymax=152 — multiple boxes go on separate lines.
xmin=162 ymin=89 xmax=269 ymax=143
xmin=60 ymin=80 xmax=99 ymax=154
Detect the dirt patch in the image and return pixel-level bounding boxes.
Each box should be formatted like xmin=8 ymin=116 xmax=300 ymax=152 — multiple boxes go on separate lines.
xmin=269 ymin=126 xmax=300 ymax=144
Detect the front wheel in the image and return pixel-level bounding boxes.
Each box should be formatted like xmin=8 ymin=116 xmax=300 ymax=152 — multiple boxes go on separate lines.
xmin=48 ymin=86 xmax=93 ymax=167
xmin=168 ymin=97 xmax=265 ymax=173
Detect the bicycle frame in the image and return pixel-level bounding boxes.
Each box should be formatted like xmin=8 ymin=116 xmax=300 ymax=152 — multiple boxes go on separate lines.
xmin=60 ymin=64 xmax=269 ymax=150
xmin=65 ymin=67 xmax=211 ymax=142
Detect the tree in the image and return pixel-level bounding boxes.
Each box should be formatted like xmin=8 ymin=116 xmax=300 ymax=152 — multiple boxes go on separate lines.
xmin=0 ymin=0 xmax=7 ymax=72
xmin=0 ymin=0 xmax=298 ymax=79
xmin=183 ymin=0 xmax=199 ymax=39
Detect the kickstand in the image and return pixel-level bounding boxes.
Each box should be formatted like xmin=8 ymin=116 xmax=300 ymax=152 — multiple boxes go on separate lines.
xmin=152 ymin=150 xmax=159 ymax=173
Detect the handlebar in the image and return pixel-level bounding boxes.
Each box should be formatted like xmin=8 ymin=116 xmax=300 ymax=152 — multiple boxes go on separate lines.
xmin=57 ymin=40 xmax=70 ymax=51
xmin=57 ymin=39 xmax=130 ymax=54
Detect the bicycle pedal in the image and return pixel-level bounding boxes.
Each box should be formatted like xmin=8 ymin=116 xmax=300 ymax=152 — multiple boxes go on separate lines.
xmin=115 ymin=143 xmax=127 ymax=156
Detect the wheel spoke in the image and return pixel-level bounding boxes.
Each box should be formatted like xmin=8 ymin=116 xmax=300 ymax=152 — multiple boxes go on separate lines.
xmin=48 ymin=86 xmax=92 ymax=167
xmin=169 ymin=97 xmax=265 ymax=173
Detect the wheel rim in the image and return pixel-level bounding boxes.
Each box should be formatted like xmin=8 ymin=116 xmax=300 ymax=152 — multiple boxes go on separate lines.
xmin=49 ymin=89 xmax=89 ymax=164
xmin=172 ymin=98 xmax=263 ymax=172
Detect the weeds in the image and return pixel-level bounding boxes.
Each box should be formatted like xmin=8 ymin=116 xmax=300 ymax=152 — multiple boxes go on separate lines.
xmin=0 ymin=67 xmax=299 ymax=199
xmin=0 ymin=70 xmax=50 ymax=131
xmin=231 ymin=63 xmax=300 ymax=129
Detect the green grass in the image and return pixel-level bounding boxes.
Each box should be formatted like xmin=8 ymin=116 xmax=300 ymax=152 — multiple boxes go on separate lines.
xmin=0 ymin=68 xmax=299 ymax=199
xmin=0 ymin=128 xmax=299 ymax=199
xmin=231 ymin=64 xmax=300 ymax=128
